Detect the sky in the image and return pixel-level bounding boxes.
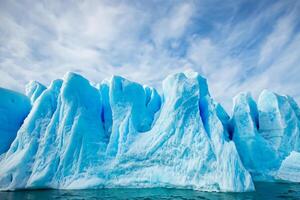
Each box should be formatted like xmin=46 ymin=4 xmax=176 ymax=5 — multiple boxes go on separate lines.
xmin=0 ymin=0 xmax=300 ymax=111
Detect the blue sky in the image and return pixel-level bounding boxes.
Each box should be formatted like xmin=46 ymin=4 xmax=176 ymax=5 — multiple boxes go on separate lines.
xmin=0 ymin=0 xmax=300 ymax=111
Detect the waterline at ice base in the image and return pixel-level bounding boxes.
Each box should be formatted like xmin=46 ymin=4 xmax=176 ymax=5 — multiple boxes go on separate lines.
xmin=0 ymin=71 xmax=299 ymax=192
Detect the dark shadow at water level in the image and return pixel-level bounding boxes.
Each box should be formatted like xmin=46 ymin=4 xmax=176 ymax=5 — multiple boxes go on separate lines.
xmin=0 ymin=182 xmax=300 ymax=200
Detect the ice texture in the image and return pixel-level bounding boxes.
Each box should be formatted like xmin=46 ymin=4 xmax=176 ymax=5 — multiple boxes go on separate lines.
xmin=0 ymin=71 xmax=254 ymax=192
xmin=1 ymin=71 xmax=300 ymax=192
xmin=231 ymin=91 xmax=300 ymax=181
xmin=0 ymin=88 xmax=31 ymax=155
xmin=258 ymin=90 xmax=300 ymax=157
xmin=101 ymin=71 xmax=253 ymax=192
xmin=277 ymin=151 xmax=300 ymax=182
xmin=25 ymin=81 xmax=46 ymax=104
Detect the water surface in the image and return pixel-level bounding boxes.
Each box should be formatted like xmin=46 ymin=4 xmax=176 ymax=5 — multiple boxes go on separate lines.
xmin=1 ymin=182 xmax=299 ymax=200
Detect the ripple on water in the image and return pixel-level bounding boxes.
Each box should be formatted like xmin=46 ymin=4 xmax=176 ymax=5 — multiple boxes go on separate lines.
xmin=0 ymin=182 xmax=300 ymax=200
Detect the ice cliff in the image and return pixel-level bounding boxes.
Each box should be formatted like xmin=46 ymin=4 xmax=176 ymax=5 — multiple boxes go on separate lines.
xmin=0 ymin=71 xmax=299 ymax=192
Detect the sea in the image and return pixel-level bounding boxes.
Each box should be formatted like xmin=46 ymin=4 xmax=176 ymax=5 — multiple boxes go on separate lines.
xmin=0 ymin=182 xmax=299 ymax=200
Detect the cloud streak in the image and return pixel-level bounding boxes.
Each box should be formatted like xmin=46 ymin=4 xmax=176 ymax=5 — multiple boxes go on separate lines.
xmin=0 ymin=0 xmax=300 ymax=111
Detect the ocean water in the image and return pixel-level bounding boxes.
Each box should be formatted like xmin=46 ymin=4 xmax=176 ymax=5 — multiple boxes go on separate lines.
xmin=0 ymin=182 xmax=299 ymax=200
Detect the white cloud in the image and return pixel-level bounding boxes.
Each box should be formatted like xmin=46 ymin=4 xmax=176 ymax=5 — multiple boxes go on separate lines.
xmin=258 ymin=12 xmax=296 ymax=66
xmin=0 ymin=0 xmax=299 ymax=112
xmin=151 ymin=2 xmax=195 ymax=44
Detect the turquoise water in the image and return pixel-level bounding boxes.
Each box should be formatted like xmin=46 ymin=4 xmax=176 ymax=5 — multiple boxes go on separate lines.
xmin=0 ymin=182 xmax=299 ymax=200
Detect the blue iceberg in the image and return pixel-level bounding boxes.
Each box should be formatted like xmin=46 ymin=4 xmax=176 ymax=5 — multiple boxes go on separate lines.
xmin=0 ymin=71 xmax=299 ymax=192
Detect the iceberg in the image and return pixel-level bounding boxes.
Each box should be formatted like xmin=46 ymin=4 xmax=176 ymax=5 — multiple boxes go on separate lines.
xmin=100 ymin=71 xmax=253 ymax=192
xmin=1 ymin=71 xmax=299 ymax=192
xmin=0 ymin=88 xmax=31 ymax=155
xmin=231 ymin=90 xmax=300 ymax=181
xmin=0 ymin=71 xmax=253 ymax=192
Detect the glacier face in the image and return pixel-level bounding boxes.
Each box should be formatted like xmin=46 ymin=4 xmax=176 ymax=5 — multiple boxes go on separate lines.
xmin=0 ymin=71 xmax=299 ymax=192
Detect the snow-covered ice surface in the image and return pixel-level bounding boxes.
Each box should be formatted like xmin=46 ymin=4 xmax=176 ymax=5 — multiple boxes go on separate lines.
xmin=0 ymin=71 xmax=299 ymax=192
xmin=0 ymin=88 xmax=31 ymax=155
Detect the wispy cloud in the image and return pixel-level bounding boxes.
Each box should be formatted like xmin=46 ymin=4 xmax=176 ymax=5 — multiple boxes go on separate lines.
xmin=0 ymin=0 xmax=300 ymax=111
